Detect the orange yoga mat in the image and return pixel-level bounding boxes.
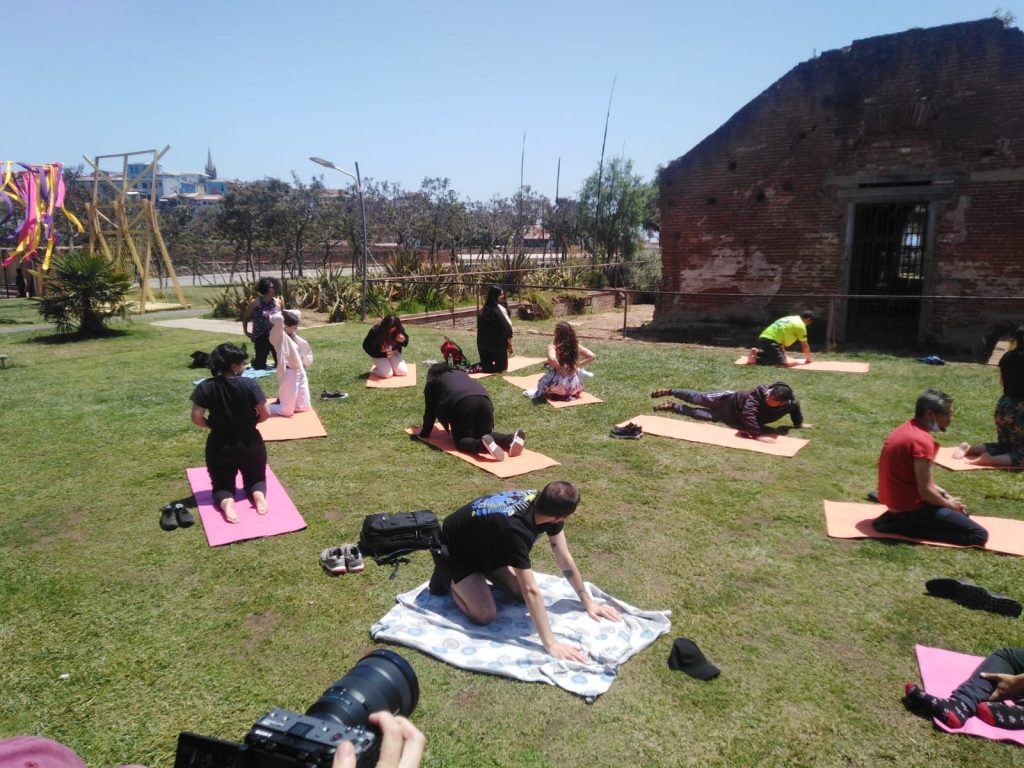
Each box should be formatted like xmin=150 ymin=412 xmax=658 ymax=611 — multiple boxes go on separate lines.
xmin=406 ymin=426 xmax=560 ymax=478
xmin=733 ymin=356 xmax=870 ymax=373
xmin=502 ymin=373 xmax=603 ymax=408
xmin=620 ymin=414 xmax=808 ymax=457
xmin=257 ymin=408 xmax=327 ymax=441
xmin=468 ymin=355 xmax=546 ymax=379
xmin=366 ymin=363 xmax=418 ymax=388
xmin=822 ymin=500 xmax=1024 ymax=556
xmin=934 ymin=446 xmax=1024 ymax=471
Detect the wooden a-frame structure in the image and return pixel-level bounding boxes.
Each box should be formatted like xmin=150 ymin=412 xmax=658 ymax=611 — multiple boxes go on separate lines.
xmin=83 ymin=146 xmax=189 ymax=312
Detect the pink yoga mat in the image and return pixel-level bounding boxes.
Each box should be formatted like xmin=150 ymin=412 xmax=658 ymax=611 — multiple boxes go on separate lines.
xmin=468 ymin=355 xmax=546 ymax=379
xmin=822 ymin=501 xmax=1024 ymax=556
xmin=620 ymin=414 xmax=808 ymax=457
xmin=934 ymin=446 xmax=1024 ymax=472
xmin=733 ymin=356 xmax=870 ymax=373
xmin=406 ymin=426 xmax=560 ymax=478
xmin=257 ymin=409 xmax=327 ymax=441
xmin=366 ymin=363 xmax=418 ymax=388
xmin=915 ymin=644 xmax=1024 ymax=746
xmin=185 ymin=466 xmax=306 ymax=546
xmin=502 ymin=373 xmax=603 ymax=408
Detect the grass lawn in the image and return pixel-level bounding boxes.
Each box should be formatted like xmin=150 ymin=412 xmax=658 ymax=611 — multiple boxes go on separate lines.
xmin=1 ymin=315 xmax=1022 ymax=767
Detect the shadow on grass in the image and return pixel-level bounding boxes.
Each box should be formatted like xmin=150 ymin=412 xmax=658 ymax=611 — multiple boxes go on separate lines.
xmin=29 ymin=328 xmax=130 ymax=344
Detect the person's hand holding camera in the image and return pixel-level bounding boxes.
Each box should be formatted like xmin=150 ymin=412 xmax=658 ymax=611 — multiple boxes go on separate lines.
xmin=332 ymin=712 xmax=424 ymax=768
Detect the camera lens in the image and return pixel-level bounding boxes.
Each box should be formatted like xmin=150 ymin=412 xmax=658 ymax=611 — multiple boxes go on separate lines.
xmin=305 ymin=650 xmax=419 ymax=728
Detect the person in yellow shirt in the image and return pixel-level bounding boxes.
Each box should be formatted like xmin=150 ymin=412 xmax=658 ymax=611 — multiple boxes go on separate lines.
xmin=749 ymin=311 xmax=814 ymax=366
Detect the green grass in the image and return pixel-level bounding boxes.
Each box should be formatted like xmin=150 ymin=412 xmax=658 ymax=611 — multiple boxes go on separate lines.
xmin=1 ymin=317 xmax=1022 ymax=767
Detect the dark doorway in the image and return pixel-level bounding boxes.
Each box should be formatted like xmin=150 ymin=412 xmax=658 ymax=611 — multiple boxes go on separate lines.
xmin=847 ymin=202 xmax=928 ymax=344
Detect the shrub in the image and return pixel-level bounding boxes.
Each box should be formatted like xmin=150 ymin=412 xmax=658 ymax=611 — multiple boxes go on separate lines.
xmin=207 ymin=284 xmax=250 ymax=318
xmin=32 ymin=251 xmax=133 ymax=336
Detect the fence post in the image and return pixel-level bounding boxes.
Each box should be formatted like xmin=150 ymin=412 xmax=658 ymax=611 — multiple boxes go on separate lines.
xmin=622 ymin=290 xmax=629 ymax=339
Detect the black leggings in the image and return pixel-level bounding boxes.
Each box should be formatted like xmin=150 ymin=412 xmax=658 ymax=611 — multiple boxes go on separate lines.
xmin=754 ymin=339 xmax=786 ymax=366
xmin=205 ymin=431 xmax=267 ymax=506
xmin=251 ymin=333 xmax=277 ymax=370
xmin=449 ymin=395 xmax=512 ymax=454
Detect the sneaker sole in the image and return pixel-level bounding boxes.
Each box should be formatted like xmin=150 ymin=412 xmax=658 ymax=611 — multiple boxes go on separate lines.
xmin=322 ymin=564 xmax=347 ymax=575
xmin=345 ymin=563 xmax=365 ymax=573
xmin=926 ymin=578 xmax=1022 ymax=617
xmin=609 ymin=432 xmax=643 ymax=439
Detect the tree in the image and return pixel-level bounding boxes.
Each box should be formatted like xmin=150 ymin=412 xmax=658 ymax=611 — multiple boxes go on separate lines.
xmin=216 ymin=179 xmax=290 ymax=281
xmin=576 ymin=156 xmax=653 ymax=261
xmin=33 ymin=251 xmax=132 ymax=336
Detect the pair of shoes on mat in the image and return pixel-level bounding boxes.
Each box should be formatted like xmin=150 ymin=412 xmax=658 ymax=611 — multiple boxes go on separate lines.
xmin=160 ymin=502 xmax=194 ymax=531
xmin=321 ymin=390 xmax=349 ymax=400
xmin=610 ymin=423 xmax=643 ymax=439
xmin=925 ymin=578 xmax=1022 ymax=617
xmin=320 ymin=544 xmax=365 ymax=575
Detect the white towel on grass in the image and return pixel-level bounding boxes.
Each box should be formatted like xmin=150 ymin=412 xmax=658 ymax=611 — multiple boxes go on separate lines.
xmin=371 ymin=572 xmax=671 ymax=701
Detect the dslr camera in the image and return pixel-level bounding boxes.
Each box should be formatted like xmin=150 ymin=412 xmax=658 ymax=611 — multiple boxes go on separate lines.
xmin=175 ymin=650 xmax=418 ymax=768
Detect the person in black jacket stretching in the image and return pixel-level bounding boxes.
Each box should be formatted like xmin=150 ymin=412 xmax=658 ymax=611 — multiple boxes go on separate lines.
xmin=419 ymin=363 xmax=524 ymax=461
xmin=651 ymin=381 xmax=811 ymax=442
xmin=475 ymin=285 xmax=514 ymax=373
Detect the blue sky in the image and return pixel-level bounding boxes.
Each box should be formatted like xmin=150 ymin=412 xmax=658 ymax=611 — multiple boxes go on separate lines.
xmin=8 ymin=1 xmax=1017 ymax=201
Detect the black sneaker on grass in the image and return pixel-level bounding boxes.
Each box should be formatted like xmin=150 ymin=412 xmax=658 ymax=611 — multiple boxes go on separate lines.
xmin=925 ymin=578 xmax=1022 ymax=618
xmin=610 ymin=423 xmax=643 ymax=439
xmin=174 ymin=503 xmax=195 ymax=528
xmin=321 ymin=390 xmax=349 ymax=400
xmin=160 ymin=504 xmax=178 ymax=531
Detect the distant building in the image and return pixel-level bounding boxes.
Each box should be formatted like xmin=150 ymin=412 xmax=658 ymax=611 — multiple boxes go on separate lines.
xmin=656 ymin=19 xmax=1024 ymax=352
xmin=121 ymin=152 xmax=227 ymax=207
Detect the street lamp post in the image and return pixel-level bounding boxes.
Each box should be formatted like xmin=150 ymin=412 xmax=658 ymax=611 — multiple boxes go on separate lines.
xmin=310 ymin=156 xmax=369 ymax=321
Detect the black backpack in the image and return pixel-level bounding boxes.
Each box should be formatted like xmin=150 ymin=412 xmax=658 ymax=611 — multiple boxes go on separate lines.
xmin=359 ymin=511 xmax=442 ymax=576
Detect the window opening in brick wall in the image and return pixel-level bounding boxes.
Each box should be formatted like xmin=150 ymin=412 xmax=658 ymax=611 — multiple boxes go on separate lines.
xmin=847 ymin=201 xmax=928 ymax=344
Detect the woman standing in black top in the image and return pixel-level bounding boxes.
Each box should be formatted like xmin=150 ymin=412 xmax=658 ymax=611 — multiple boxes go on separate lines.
xmin=475 ymin=285 xmax=514 ymax=373
xmin=190 ymin=343 xmax=271 ymax=523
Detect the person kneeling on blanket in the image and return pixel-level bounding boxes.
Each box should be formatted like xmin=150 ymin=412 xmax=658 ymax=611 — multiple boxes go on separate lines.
xmin=905 ymin=647 xmax=1024 ymax=730
xmin=429 ymin=481 xmax=622 ymax=662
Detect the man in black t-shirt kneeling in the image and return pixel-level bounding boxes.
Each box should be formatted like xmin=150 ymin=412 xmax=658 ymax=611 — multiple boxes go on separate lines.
xmin=430 ymin=481 xmax=621 ymax=662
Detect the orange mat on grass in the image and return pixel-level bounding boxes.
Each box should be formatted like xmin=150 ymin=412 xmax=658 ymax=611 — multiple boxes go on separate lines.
xmin=502 ymin=373 xmax=603 ymax=408
xmin=468 ymin=356 xmax=546 ymax=379
xmin=257 ymin=408 xmax=327 ymax=441
xmin=406 ymin=426 xmax=560 ymax=478
xmin=822 ymin=500 xmax=1024 ymax=555
xmin=733 ymin=356 xmax=869 ymax=373
xmin=618 ymin=414 xmax=808 ymax=457
xmin=934 ymin=446 xmax=1024 ymax=471
xmin=366 ymin=363 xmax=418 ymax=388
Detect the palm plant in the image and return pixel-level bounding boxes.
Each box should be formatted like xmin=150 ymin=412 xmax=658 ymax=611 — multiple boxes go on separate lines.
xmin=32 ymin=251 xmax=133 ymax=336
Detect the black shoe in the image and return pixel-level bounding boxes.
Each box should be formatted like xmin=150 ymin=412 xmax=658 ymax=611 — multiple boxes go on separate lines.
xmin=867 ymin=490 xmax=880 ymax=503
xmin=175 ymin=503 xmax=195 ymax=528
xmin=428 ymin=551 xmax=452 ymax=596
xmin=321 ymin=390 xmax=349 ymax=400
xmin=610 ymin=423 xmax=643 ymax=439
xmin=160 ymin=504 xmax=178 ymax=531
xmin=926 ymin=578 xmax=1022 ymax=618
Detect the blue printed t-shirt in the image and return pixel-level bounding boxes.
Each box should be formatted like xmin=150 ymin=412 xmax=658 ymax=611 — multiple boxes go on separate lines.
xmin=441 ymin=490 xmax=563 ymax=574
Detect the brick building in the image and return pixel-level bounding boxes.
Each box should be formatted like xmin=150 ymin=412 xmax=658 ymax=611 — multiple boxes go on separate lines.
xmin=656 ymin=19 xmax=1024 ymax=352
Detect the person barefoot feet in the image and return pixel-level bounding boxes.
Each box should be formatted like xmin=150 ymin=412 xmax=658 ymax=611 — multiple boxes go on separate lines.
xmin=747 ymin=348 xmax=759 ymax=365
xmin=220 ymin=498 xmax=240 ymax=524
xmin=253 ymin=491 xmax=269 ymax=515
xmin=952 ymin=442 xmax=971 ymax=460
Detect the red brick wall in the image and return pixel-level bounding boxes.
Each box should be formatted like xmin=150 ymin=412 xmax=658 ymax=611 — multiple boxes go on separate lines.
xmin=656 ymin=19 xmax=1024 ymax=351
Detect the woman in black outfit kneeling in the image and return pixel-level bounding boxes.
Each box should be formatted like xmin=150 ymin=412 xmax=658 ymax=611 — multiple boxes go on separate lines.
xmin=190 ymin=343 xmax=271 ymax=523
